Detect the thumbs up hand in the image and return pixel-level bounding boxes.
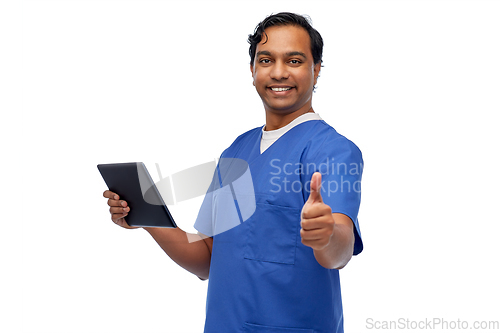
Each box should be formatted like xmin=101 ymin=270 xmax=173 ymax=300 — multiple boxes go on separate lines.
xmin=300 ymin=172 xmax=335 ymax=251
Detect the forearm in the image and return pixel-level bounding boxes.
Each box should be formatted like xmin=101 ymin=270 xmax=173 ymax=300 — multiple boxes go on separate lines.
xmin=143 ymin=227 xmax=211 ymax=280
xmin=313 ymin=221 xmax=354 ymax=270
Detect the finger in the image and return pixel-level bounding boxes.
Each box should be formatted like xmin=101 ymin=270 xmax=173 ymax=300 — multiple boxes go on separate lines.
xmin=307 ymin=172 xmax=323 ymax=203
xmin=103 ymin=190 xmax=119 ymax=200
xmin=301 ymin=216 xmax=334 ymax=231
xmin=115 ymin=217 xmax=130 ymax=227
xmin=116 ymin=219 xmax=130 ymax=228
xmin=109 ymin=206 xmax=130 ymax=214
xmin=300 ymin=228 xmax=328 ymax=241
xmin=111 ymin=212 xmax=129 ymax=223
xmin=107 ymin=199 xmax=128 ymax=208
xmin=301 ymin=202 xmax=332 ymax=220
xmin=301 ymin=235 xmax=330 ymax=250
xmin=113 ymin=216 xmax=139 ymax=230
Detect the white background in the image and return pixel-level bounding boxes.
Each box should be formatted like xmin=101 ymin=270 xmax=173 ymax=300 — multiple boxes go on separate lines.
xmin=3 ymin=0 xmax=500 ymax=332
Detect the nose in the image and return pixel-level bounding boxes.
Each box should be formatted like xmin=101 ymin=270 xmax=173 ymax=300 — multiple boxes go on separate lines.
xmin=270 ymin=61 xmax=289 ymax=80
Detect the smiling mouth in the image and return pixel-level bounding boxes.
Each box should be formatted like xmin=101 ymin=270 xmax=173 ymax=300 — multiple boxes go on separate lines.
xmin=270 ymin=87 xmax=292 ymax=92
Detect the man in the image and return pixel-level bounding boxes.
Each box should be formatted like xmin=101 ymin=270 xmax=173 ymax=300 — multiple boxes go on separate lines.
xmin=104 ymin=12 xmax=363 ymax=332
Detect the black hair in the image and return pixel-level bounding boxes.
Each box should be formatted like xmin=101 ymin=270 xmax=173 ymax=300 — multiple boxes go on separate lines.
xmin=248 ymin=12 xmax=324 ymax=66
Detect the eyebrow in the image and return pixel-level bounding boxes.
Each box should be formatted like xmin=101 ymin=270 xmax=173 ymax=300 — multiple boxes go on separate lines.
xmin=256 ymin=51 xmax=308 ymax=58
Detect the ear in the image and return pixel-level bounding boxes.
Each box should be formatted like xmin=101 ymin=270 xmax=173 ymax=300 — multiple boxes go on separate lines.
xmin=313 ymin=62 xmax=321 ymax=85
xmin=250 ymin=64 xmax=255 ymax=86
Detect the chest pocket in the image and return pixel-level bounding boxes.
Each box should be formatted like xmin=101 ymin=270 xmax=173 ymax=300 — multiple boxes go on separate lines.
xmin=243 ymin=202 xmax=301 ymax=265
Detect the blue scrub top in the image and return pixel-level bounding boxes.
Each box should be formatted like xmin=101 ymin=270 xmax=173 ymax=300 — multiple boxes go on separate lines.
xmin=195 ymin=120 xmax=363 ymax=333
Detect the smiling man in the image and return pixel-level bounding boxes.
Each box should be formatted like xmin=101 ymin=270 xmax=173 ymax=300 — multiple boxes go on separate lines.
xmin=250 ymin=24 xmax=321 ymax=130
xmin=104 ymin=12 xmax=363 ymax=333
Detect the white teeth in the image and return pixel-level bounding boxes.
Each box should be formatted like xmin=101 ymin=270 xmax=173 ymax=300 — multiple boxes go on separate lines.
xmin=271 ymin=87 xmax=292 ymax=92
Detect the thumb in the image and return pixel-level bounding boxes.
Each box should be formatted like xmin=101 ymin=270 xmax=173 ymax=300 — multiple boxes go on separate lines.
xmin=307 ymin=172 xmax=323 ymax=203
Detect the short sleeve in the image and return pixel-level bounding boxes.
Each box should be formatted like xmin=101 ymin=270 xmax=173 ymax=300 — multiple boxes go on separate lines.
xmin=301 ymin=135 xmax=364 ymax=255
xmin=194 ymin=156 xmax=256 ymax=237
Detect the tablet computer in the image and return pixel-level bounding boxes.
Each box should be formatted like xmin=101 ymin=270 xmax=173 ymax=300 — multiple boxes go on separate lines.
xmin=97 ymin=162 xmax=177 ymax=228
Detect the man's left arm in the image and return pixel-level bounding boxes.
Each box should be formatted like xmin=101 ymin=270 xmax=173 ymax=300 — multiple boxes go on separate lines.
xmin=300 ymin=172 xmax=355 ymax=269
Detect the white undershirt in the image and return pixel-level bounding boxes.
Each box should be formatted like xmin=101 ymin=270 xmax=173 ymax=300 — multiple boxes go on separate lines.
xmin=260 ymin=113 xmax=322 ymax=153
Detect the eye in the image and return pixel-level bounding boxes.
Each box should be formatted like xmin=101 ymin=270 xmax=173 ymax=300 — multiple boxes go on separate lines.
xmin=289 ymin=59 xmax=302 ymax=65
xmin=259 ymin=58 xmax=272 ymax=64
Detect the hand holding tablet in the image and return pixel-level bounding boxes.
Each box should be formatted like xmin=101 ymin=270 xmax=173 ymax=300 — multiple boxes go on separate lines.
xmin=102 ymin=189 xmax=137 ymax=229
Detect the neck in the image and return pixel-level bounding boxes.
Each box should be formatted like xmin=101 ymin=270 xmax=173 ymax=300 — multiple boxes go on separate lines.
xmin=265 ymin=107 xmax=315 ymax=131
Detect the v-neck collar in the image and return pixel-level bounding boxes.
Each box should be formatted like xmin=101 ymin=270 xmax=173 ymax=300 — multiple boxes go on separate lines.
xmin=241 ymin=119 xmax=322 ymax=169
xmin=260 ymin=113 xmax=322 ymax=154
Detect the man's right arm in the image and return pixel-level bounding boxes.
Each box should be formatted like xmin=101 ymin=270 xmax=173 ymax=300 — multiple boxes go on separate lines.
xmin=144 ymin=227 xmax=212 ymax=280
xmin=103 ymin=190 xmax=212 ymax=280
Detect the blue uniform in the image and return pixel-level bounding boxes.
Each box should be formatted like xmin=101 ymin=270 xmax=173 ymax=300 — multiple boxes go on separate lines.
xmin=195 ymin=120 xmax=363 ymax=333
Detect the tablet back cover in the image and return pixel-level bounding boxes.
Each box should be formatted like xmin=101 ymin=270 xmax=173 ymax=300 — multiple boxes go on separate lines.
xmin=97 ymin=162 xmax=177 ymax=228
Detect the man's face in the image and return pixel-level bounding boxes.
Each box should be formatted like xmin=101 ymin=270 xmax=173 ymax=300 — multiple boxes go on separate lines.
xmin=250 ymin=25 xmax=321 ymax=116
